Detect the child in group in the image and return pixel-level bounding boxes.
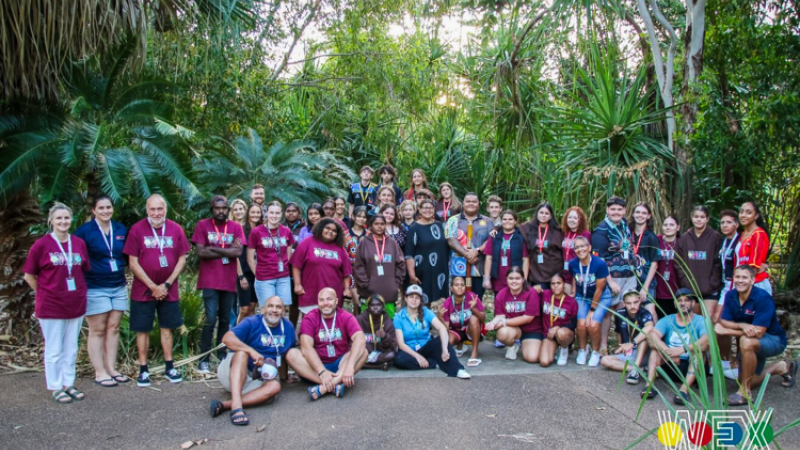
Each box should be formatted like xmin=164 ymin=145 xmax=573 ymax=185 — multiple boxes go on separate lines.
xmin=356 ymin=295 xmax=397 ymax=371
xmin=539 ymin=273 xmax=578 ymax=367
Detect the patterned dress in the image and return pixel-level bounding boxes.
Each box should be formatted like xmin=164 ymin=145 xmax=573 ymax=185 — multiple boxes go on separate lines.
xmin=404 ymin=221 xmax=450 ymax=303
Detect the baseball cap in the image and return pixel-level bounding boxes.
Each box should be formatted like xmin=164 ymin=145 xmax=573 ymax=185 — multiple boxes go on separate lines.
xmin=606 ymin=196 xmax=626 ymax=207
xmin=405 ymin=285 xmax=430 ymax=304
xmin=674 ymin=288 xmax=697 ymax=300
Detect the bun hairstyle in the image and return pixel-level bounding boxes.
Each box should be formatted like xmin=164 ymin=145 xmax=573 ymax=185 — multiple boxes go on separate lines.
xmin=48 ymin=202 xmax=73 ymax=230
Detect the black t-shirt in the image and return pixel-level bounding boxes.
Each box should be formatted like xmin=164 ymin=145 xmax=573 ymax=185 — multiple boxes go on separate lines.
xmin=614 ymin=308 xmax=654 ymax=348
xmin=632 ymin=229 xmax=661 ymax=288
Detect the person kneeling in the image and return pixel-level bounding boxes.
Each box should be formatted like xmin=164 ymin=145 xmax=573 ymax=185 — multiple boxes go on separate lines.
xmin=442 ymin=276 xmax=486 ymax=367
xmin=600 ymin=291 xmax=654 ymax=384
xmin=211 ymin=296 xmax=294 ymax=426
xmin=286 ymin=288 xmax=367 ymax=400
xmin=394 ymin=285 xmax=471 ymax=379
xmin=486 ymin=267 xmax=542 ymax=363
xmin=540 ymin=274 xmax=578 ymax=367
xmin=715 ymin=265 xmax=795 ymax=406
xmin=643 ymin=288 xmax=708 ymax=405
xmin=356 ymin=295 xmax=397 ymax=370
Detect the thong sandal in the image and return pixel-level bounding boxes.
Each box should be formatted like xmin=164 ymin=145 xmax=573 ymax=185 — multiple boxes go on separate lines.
xmin=308 ymin=385 xmax=323 ymax=401
xmin=94 ymin=378 xmax=118 ymax=388
xmin=467 ymin=358 xmax=482 ymax=367
xmin=110 ymin=373 xmax=130 ymax=384
xmin=381 ymin=362 xmax=389 ymax=372
xmin=455 ymin=348 xmax=467 ymax=357
xmin=230 ymin=408 xmax=249 ymax=426
xmin=209 ymin=399 xmax=225 ymax=418
xmin=334 ymin=384 xmax=345 ymax=398
xmin=52 ymin=390 xmax=73 ymax=404
xmin=728 ymin=393 xmax=748 ymax=407
xmin=65 ymin=386 xmax=85 ymax=401
xmin=781 ymin=359 xmax=798 ymax=388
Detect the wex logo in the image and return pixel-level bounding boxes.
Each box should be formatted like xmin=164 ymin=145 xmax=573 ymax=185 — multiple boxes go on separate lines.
xmin=656 ymin=409 xmax=774 ymax=449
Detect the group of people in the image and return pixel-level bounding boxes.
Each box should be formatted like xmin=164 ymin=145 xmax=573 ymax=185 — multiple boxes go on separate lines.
xmin=23 ymin=165 xmax=796 ymax=425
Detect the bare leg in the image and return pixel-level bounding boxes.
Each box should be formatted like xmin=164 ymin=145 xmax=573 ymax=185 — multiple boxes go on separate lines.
xmin=106 ymin=310 xmax=123 ymax=377
xmin=496 ymin=326 xmax=521 ymax=346
xmin=600 ymin=355 xmax=628 ymax=372
xmin=600 ymin=314 xmax=612 ymax=352
xmin=468 ymin=316 xmax=481 ymax=359
xmin=228 ymin=351 xmax=250 ymax=411
xmin=748 ymin=361 xmax=789 ymax=392
xmin=86 ymin=313 xmax=111 ymax=380
xmin=588 ymin=320 xmax=602 ymax=351
xmin=448 ymin=331 xmax=459 ymax=346
xmin=222 ymin=381 xmax=280 ymax=411
xmin=161 ymin=328 xmax=174 ymax=362
xmin=522 ymin=339 xmax=542 ymax=364
xmin=539 ymin=339 xmax=557 ymax=367
xmin=577 ymin=320 xmax=589 ymax=350
xmin=555 ymin=328 xmax=575 ymax=348
xmin=137 ymin=332 xmax=149 ymax=366
xmin=738 ymin=337 xmax=760 ymax=396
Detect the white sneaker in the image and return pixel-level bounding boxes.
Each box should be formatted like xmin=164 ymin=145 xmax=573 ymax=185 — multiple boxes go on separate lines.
xmin=723 ymin=368 xmax=739 ymax=380
xmin=557 ymin=347 xmax=569 ymax=366
xmin=456 ymin=369 xmax=471 ymax=379
xmin=722 ymin=360 xmax=732 ymax=370
xmin=588 ymin=351 xmax=601 ymax=367
xmin=576 ymin=349 xmax=588 ymax=365
xmin=505 ymin=343 xmax=520 ymax=360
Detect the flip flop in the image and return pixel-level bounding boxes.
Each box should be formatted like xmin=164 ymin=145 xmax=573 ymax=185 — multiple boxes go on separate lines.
xmin=94 ymin=378 xmax=118 ymax=388
xmin=64 ymin=386 xmax=85 ymax=401
xmin=52 ymin=390 xmax=73 ymax=404
xmin=728 ymin=393 xmax=748 ymax=407
xmin=209 ymin=399 xmax=224 ymax=418
xmin=308 ymin=385 xmax=323 ymax=401
xmin=110 ymin=374 xmax=130 ymax=384
xmin=230 ymin=408 xmax=249 ymax=426
xmin=467 ymin=358 xmax=482 ymax=367
xmin=781 ymin=359 xmax=798 ymax=388
xmin=334 ymin=384 xmax=345 ymax=398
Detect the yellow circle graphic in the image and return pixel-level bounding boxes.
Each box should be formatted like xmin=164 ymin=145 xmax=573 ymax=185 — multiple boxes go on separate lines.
xmin=658 ymin=422 xmax=683 ymax=446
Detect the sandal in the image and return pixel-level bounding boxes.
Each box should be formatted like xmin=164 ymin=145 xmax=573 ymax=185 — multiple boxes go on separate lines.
xmin=110 ymin=373 xmax=130 ymax=384
xmin=230 ymin=408 xmax=249 ymax=426
xmin=728 ymin=393 xmax=748 ymax=407
xmin=467 ymin=358 xmax=482 ymax=367
xmin=94 ymin=378 xmax=118 ymax=388
xmin=334 ymin=384 xmax=345 ymax=398
xmin=308 ymin=385 xmax=323 ymax=401
xmin=209 ymin=399 xmax=225 ymax=418
xmin=781 ymin=359 xmax=798 ymax=388
xmin=65 ymin=386 xmax=85 ymax=401
xmin=52 ymin=390 xmax=73 ymax=404
xmin=285 ymin=373 xmax=301 ymax=385
xmin=381 ymin=362 xmax=389 ymax=372
xmin=455 ymin=348 xmax=467 ymax=357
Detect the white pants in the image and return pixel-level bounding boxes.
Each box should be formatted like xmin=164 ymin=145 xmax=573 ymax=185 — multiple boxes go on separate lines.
xmin=39 ymin=317 xmax=83 ymax=391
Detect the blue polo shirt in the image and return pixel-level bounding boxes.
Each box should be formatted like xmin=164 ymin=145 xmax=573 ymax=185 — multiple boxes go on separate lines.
xmin=722 ymin=287 xmax=786 ymax=346
xmin=74 ymin=219 xmax=128 ymax=289
xmin=233 ymin=315 xmax=295 ymax=371
xmin=393 ymin=307 xmax=436 ymax=350
xmin=569 ymin=256 xmax=609 ymax=300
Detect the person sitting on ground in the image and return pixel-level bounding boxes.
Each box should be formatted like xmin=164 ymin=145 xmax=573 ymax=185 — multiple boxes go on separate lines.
xmin=643 ymin=288 xmax=708 ymax=405
xmin=356 ymin=295 xmax=397 ymax=371
xmin=286 ymin=288 xmax=367 ymax=400
xmin=485 ymin=267 xmax=542 ymax=363
xmin=210 ymin=296 xmax=295 ymax=426
xmin=600 ymin=290 xmax=654 ymax=385
xmin=442 ymin=276 xmax=486 ymax=367
xmin=393 ymin=285 xmax=472 ymax=379
xmin=539 ymin=273 xmax=578 ymax=367
xmin=715 ymin=265 xmax=796 ymax=406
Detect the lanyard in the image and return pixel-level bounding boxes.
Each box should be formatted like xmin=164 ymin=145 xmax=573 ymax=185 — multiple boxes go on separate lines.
xmin=579 ymin=259 xmax=591 ymax=298
xmin=267 ymin=224 xmax=282 ymax=258
xmin=721 ymin=233 xmax=738 ymax=273
xmin=321 ymin=312 xmax=337 ymax=341
xmin=262 ymin=316 xmax=285 ymax=350
xmin=442 ymin=200 xmax=451 ymax=222
xmin=148 ymin=218 xmax=166 ymax=255
xmin=95 ymin=219 xmax=114 ymax=258
xmin=373 ymin=235 xmax=386 ymax=264
xmin=550 ymin=294 xmax=566 ymax=328
xmin=565 ymin=231 xmax=577 ymax=247
xmin=633 ymin=230 xmax=645 ymax=256
xmin=358 ymin=183 xmax=369 ymax=203
xmin=289 ymin=220 xmax=302 ymax=233
xmin=454 ymin=296 xmax=468 ymax=325
xmin=213 ymin=220 xmax=229 ymax=248
xmin=538 ymin=225 xmax=549 ymax=253
xmin=51 ymin=233 xmax=74 ymax=277
xmin=501 ymin=233 xmax=512 ymax=256
xmin=369 ymin=313 xmax=384 ymax=337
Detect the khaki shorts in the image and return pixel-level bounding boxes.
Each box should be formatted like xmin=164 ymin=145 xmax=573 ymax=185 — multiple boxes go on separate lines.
xmin=217 ymin=352 xmax=264 ymax=395
xmin=610 ymin=276 xmax=638 ymax=306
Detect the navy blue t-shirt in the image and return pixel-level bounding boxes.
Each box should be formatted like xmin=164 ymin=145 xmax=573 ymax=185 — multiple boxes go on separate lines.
xmin=232 ymin=315 xmax=296 ymax=371
xmin=614 ymin=308 xmax=654 ymax=349
xmin=569 ymin=256 xmax=609 ymax=300
xmin=632 ymin=229 xmax=662 ymax=289
xmin=722 ymin=287 xmax=786 ymax=346
xmin=73 ymin=219 xmax=128 ymax=289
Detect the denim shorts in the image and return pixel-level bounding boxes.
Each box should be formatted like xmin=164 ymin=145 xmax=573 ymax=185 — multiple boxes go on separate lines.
xmin=751 ymin=333 xmax=786 ymax=375
xmin=576 ymin=287 xmax=613 ymax=323
xmin=255 ymin=277 xmax=292 ymax=306
xmin=86 ymin=286 xmax=129 ymax=316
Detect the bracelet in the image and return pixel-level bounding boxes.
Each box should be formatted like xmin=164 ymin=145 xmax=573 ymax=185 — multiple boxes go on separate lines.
xmin=318 ymin=369 xmax=327 ymax=376
xmin=238 ymin=275 xmax=245 ymax=281
xmin=590 ymin=305 xmax=597 ymax=312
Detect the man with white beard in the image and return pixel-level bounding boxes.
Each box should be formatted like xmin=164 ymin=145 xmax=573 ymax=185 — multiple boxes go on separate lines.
xmin=210 ymin=296 xmax=295 ymax=426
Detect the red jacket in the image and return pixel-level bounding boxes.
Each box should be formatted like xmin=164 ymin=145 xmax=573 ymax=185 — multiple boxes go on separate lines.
xmin=737 ymin=228 xmax=769 ymax=283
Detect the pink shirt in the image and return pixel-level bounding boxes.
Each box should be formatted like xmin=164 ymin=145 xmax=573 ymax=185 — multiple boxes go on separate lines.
xmin=248 ymin=225 xmax=295 ymax=281
xmin=299 ymin=308 xmax=363 ymax=363
xmin=442 ymin=292 xmax=484 ymax=331
xmin=289 ymin=237 xmax=352 ymax=308
xmin=540 ymin=290 xmax=578 ymax=336
xmin=192 ymin=218 xmax=245 ymax=292
xmin=494 ymin=287 xmax=542 ymax=333
xmin=24 ymin=235 xmax=91 ymax=319
xmin=123 ymin=219 xmax=190 ymax=302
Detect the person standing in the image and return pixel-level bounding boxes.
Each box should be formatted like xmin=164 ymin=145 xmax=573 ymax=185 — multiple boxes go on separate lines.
xmin=347 ymin=166 xmax=377 ymax=217
xmin=655 ymin=216 xmax=680 ymax=318
xmin=123 ymin=194 xmax=190 ymax=387
xmin=380 ymin=204 xmax=406 ymax=249
xmin=24 ymin=203 xmax=91 ymax=403
xmin=399 ymin=200 xmax=417 ymax=232
xmin=249 ymin=184 xmax=265 ymax=207
xmin=482 ymin=210 xmax=529 ymax=294
xmin=737 ymin=201 xmax=772 ymax=295
xmin=375 ymin=186 xmax=397 ymax=210
xmin=674 ymin=205 xmax=723 ymax=318
xmin=73 ymin=196 xmax=129 ymax=386
xmin=486 ymin=195 xmax=503 ymax=226
xmin=715 ymin=209 xmax=740 ymax=371
xmin=356 ymin=295 xmax=397 ymax=370
xmin=193 ymin=196 xmax=246 ymax=374
xmin=521 ymin=202 xmax=564 ymax=292
xmin=378 ymin=164 xmax=404 ymax=205
xmin=570 ymin=236 xmax=613 ymax=366
xmin=403 ymin=168 xmax=429 ymax=202
xmin=297 ymin=203 xmax=323 ymax=244
xmin=247 ymin=201 xmax=294 ymax=309
xmin=445 ymin=193 xmax=493 ymax=299
xmin=353 ymin=215 xmax=406 ymax=316
xmin=235 ymin=203 xmax=262 ymax=325
xmin=332 ymin=196 xmax=351 ymax=230
xmin=230 ymin=199 xmax=251 ymax=326
xmin=435 ymin=182 xmax=463 ymax=223
xmin=405 ymin=199 xmax=450 ymax=303
xmin=560 ymin=206 xmax=591 ymax=296
xmin=629 ymin=202 xmax=661 ymax=319
xmin=284 ymin=202 xmax=306 ymax=245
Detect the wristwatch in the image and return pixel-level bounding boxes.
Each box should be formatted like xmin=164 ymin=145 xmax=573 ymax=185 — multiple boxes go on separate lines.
xmin=590 ymin=305 xmax=596 ymax=312
xmin=238 ymin=275 xmax=245 ymax=281
xmin=164 ymin=281 xmax=172 ymax=290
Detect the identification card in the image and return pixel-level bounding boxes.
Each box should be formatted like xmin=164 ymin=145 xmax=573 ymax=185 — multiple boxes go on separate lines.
xmin=625 ymin=347 xmax=633 ymax=356
xmin=326 ymin=344 xmax=336 ymax=358
xmin=537 ymin=254 xmax=544 ymax=264
xmin=564 ymin=261 xmax=569 ymax=271
xmin=221 ymin=257 xmax=229 ymax=265
xmin=159 ymin=255 xmax=169 ymax=268
xmin=377 ymin=265 xmax=385 ymax=276
xmin=367 ymin=350 xmax=381 ymax=363
xmin=623 ymin=250 xmax=629 ymax=260
xmin=276 ymin=355 xmax=281 ymax=368
xmin=501 ymin=256 xmax=508 ymax=267
xmin=278 ymin=261 xmax=284 ymax=272
xmin=664 ymin=271 xmax=670 ymax=281
xmin=109 ymin=259 xmax=118 ymax=272
xmin=414 ymin=344 xmax=421 ymax=351
xmin=66 ymin=277 xmax=76 ymax=291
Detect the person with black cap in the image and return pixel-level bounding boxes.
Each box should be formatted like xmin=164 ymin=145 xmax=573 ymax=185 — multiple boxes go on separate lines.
xmin=347 ymin=165 xmax=378 ymax=217
xmin=642 ymin=288 xmax=708 ymax=404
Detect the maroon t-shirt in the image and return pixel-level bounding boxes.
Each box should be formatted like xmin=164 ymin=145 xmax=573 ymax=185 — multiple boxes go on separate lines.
xmin=483 ymin=233 xmax=529 ymax=292
xmin=299 ymin=308 xmax=363 ymax=363
xmin=442 ymin=292 xmax=484 ymax=331
xmin=656 ymin=235 xmax=679 ymax=299
xmin=540 ymin=290 xmax=578 ymax=336
xmin=248 ymin=225 xmax=295 ymax=281
xmin=192 ymin=218 xmax=245 ymax=292
xmin=24 ymin=234 xmax=91 ymax=319
xmin=289 ymin=237 xmax=352 ymax=308
xmin=494 ymin=287 xmax=542 ymax=333
xmin=123 ymin=219 xmax=190 ymax=302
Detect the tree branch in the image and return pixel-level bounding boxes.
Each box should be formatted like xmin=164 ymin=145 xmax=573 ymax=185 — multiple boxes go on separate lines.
xmin=269 ymin=0 xmax=322 ymax=82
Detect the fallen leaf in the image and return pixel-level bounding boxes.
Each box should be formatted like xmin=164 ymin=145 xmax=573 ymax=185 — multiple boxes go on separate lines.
xmin=486 ymin=414 xmax=497 ymax=418
xmin=257 ymin=425 xmax=266 ymax=433
xmin=180 ymin=441 xmax=194 ymax=449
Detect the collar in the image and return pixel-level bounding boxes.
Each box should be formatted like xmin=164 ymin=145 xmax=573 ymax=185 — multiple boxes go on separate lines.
xmin=459 ymin=212 xmax=483 ymax=221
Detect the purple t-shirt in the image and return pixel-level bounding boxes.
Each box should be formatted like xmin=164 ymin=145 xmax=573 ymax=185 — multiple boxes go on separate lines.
xmin=123 ymin=219 xmax=190 ymax=302
xmin=299 ymin=308 xmax=363 ymax=363
xmin=494 ymin=287 xmax=542 ymax=333
xmin=24 ymin=235 xmax=91 ymax=319
xmin=192 ymin=218 xmax=245 ymax=292
xmin=442 ymin=292 xmax=484 ymax=331
xmin=248 ymin=225 xmax=295 ymax=281
xmin=289 ymin=237 xmax=352 ymax=308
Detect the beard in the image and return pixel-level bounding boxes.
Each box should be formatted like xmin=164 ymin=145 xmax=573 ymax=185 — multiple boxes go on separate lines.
xmin=265 ymin=315 xmax=281 ymax=326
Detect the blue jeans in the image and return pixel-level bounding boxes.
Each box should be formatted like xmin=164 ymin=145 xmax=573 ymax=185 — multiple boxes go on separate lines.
xmin=201 ymin=289 xmax=235 ymax=362
xmin=576 ymin=288 xmax=614 ymax=323
xmin=255 ymin=277 xmax=292 ymax=306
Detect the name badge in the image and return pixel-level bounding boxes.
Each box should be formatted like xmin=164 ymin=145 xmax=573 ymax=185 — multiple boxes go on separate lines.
xmin=664 ymin=271 xmax=670 ymax=281
xmin=537 ymin=254 xmax=544 ymax=264
xmin=377 ymin=265 xmax=385 ymax=276
xmin=414 ymin=344 xmax=421 ymax=351
xmin=563 ymin=261 xmax=569 ymax=271
xmin=159 ymin=255 xmax=169 ymax=268
xmin=326 ymin=344 xmax=336 ymax=358
xmin=623 ymin=250 xmax=629 ymax=260
xmin=276 ymin=355 xmax=281 ymax=368
xmin=221 ymin=257 xmax=229 ymax=265
xmin=66 ymin=277 xmax=76 ymax=291
xmin=278 ymin=261 xmax=285 ymax=272
xmin=501 ymin=256 xmax=508 ymax=267
xmin=110 ymin=259 xmax=119 ymax=272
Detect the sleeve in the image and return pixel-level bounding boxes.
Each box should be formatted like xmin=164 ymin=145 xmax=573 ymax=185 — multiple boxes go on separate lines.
xmin=642 ymin=310 xmax=654 ymax=324
xmin=694 ymin=317 xmax=707 ymax=337
xmin=482 ymin=237 xmax=494 ymax=256
xmin=654 ymin=317 xmax=669 ymax=337
xmin=591 ymin=228 xmax=609 ymax=258
xmin=176 ymin=225 xmax=191 ymax=255
xmin=444 ymin=217 xmax=458 ymax=239
xmin=235 ymin=223 xmax=246 ymax=244
xmin=720 ymin=299 xmax=734 ymax=322
xmin=474 ymin=296 xmax=485 ymax=312
xmin=404 ymin=226 xmax=417 ymax=260
xmin=568 ymin=298 xmax=578 ymax=319
xmin=232 ymin=317 xmax=254 ymax=342
xmin=423 ymin=307 xmax=436 ymax=326
xmin=595 ymin=259 xmax=609 ymax=279
xmin=525 ymin=290 xmax=541 ymax=317
xmin=79 ymin=239 xmax=91 ymax=272
xmin=123 ymin=225 xmax=139 ymax=257
xmin=709 ymin=234 xmax=723 ymax=291
xmin=583 ymin=231 xmax=593 ymax=246
xmin=73 ymin=224 xmax=87 ymax=242
xmin=522 ymin=242 xmax=529 ymax=257
xmin=494 ymin=291 xmax=506 ymax=315
xmin=289 ymin=240 xmax=307 ymax=269
xmin=648 ymin=234 xmax=662 ymax=262
xmin=393 ymin=242 xmax=406 ymax=286
xmin=751 ymin=297 xmax=775 ymax=329
xmin=614 ymin=313 xmax=623 ymax=332
xmin=674 ymin=236 xmax=690 ymax=289
xmin=352 ymin=241 xmax=370 ymax=291
xmin=191 ymin=221 xmax=205 ymax=246
xmin=340 ymin=247 xmax=352 ymax=277
xmin=395 ymin=186 xmax=403 ymax=205
xmin=299 ymin=315 xmax=315 ymax=337
xmin=345 ymin=313 xmax=363 ymax=339
xmin=23 ymin=239 xmax=42 ymax=275
xmin=751 ymin=230 xmax=769 ymax=269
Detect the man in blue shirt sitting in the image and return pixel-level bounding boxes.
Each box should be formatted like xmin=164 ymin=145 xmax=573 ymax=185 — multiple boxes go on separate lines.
xmin=715 ymin=265 xmax=796 ymax=406
xmin=209 ymin=296 xmax=295 ymax=426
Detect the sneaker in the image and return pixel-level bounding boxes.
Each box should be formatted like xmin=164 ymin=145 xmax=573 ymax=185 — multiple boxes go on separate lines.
xmin=505 ymin=343 xmax=520 ymax=360
xmin=576 ymin=349 xmax=588 ymax=365
xmin=165 ymin=368 xmax=183 ymax=383
xmin=197 ymin=361 xmax=211 ymax=374
xmin=456 ymin=369 xmax=472 ymax=379
xmin=557 ymin=347 xmax=569 ymax=366
xmin=588 ymin=351 xmax=601 ymax=367
xmin=626 ymin=369 xmax=640 ymax=385
xmin=494 ymin=339 xmax=506 ymax=349
xmin=723 ymin=368 xmax=740 ymax=380
xmin=137 ymin=371 xmax=151 ymax=388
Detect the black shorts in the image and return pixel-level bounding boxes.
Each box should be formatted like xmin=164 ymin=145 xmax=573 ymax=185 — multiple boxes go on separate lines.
xmin=448 ymin=329 xmax=468 ymax=343
xmin=236 ymin=272 xmax=258 ymax=309
xmin=660 ymin=358 xmax=690 ymax=382
xmin=129 ymin=300 xmax=183 ymax=332
xmin=521 ymin=331 xmax=543 ymax=341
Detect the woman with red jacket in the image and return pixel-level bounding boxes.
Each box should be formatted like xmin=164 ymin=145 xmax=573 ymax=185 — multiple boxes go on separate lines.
xmin=737 ymin=201 xmax=771 ymax=295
